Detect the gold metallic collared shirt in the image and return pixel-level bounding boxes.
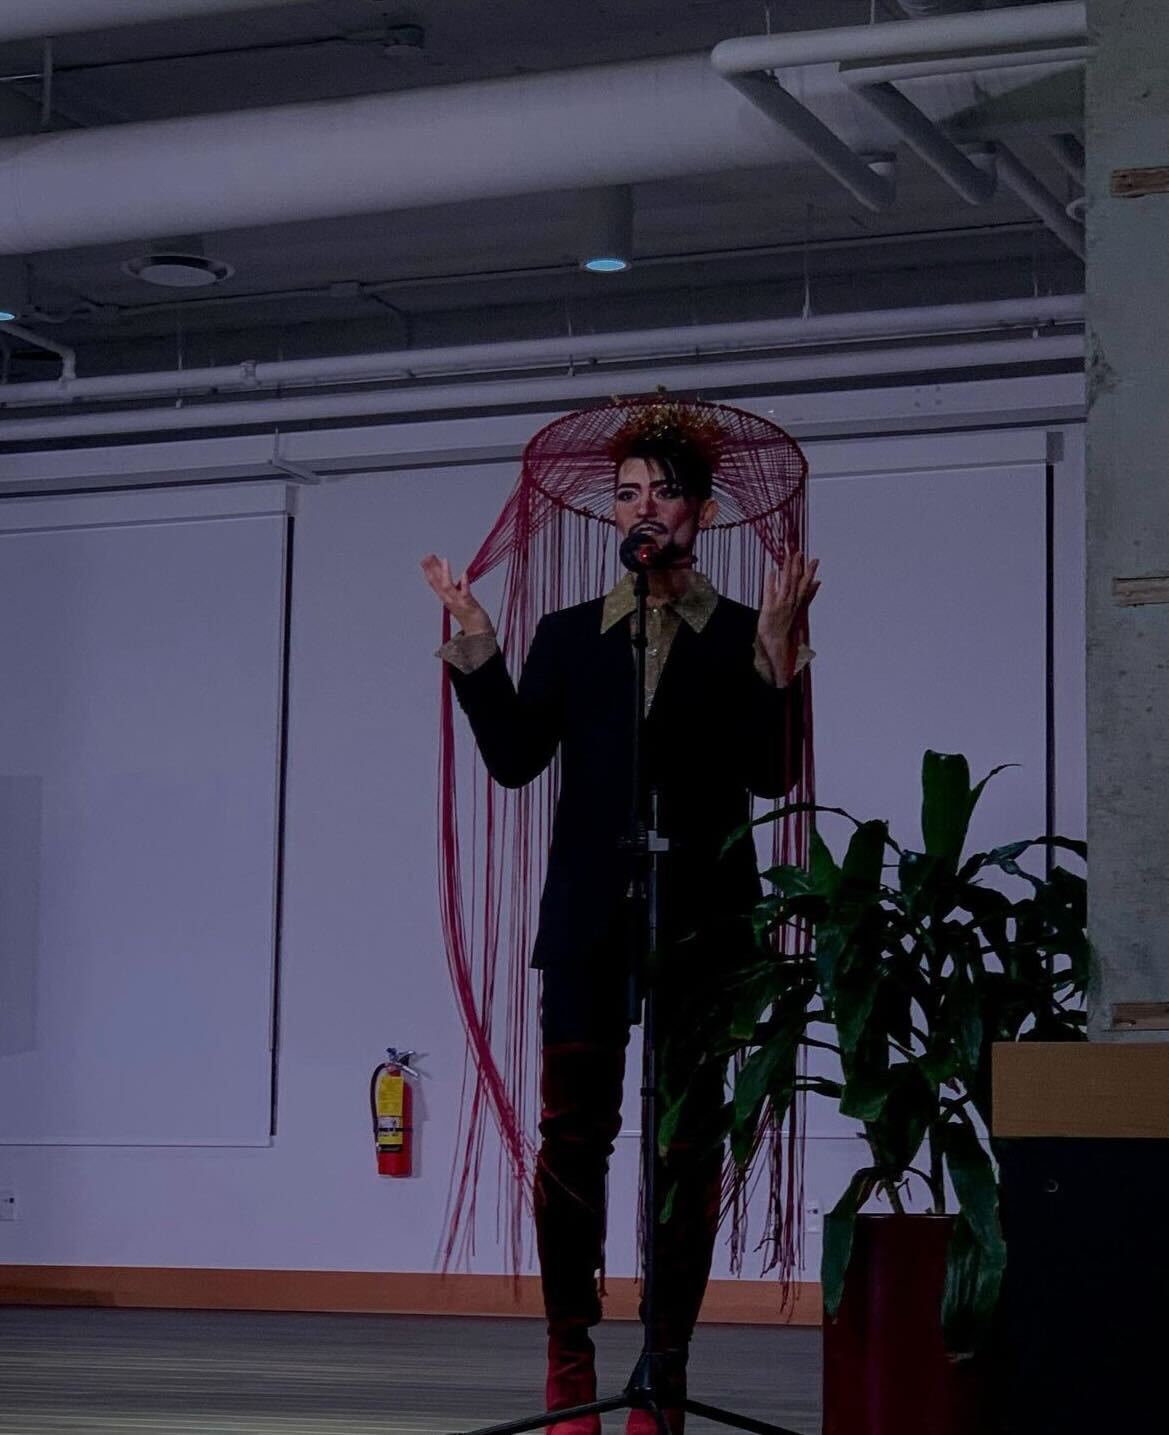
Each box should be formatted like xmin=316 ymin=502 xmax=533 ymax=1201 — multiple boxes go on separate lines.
xmin=599 ymin=570 xmax=718 ymax=714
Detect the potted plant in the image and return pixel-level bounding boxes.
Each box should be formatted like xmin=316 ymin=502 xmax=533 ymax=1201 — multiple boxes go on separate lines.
xmin=661 ymin=751 xmax=1089 ymax=1433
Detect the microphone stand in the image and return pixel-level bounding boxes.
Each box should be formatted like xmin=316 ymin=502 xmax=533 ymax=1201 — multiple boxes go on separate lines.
xmin=450 ymin=547 xmax=801 ymax=1435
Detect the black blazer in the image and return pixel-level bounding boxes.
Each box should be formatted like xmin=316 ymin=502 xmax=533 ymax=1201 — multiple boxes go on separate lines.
xmin=450 ymin=593 xmax=803 ymax=970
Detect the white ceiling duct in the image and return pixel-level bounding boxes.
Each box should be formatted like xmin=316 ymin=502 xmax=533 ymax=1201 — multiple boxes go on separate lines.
xmin=0 ymin=1 xmax=304 ymax=44
xmin=0 ymin=48 xmax=1081 ymax=255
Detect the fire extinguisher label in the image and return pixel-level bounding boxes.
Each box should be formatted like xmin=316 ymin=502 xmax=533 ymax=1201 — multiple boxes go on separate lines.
xmin=375 ymin=1072 xmax=405 ymax=1152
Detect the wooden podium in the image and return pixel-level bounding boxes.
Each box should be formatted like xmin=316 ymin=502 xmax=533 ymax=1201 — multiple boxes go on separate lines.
xmin=993 ymin=1042 xmax=1169 ymax=1433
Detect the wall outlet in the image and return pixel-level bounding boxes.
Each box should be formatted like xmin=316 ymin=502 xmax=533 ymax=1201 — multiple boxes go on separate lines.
xmin=0 ymin=1190 xmax=16 ymax=1221
xmin=805 ymin=1196 xmax=822 ymax=1235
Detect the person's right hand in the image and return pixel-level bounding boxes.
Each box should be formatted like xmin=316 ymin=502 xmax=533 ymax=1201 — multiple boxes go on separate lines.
xmin=419 ymin=554 xmax=493 ymax=636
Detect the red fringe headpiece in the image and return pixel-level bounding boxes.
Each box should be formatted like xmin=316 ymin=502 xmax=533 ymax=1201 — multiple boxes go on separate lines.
xmin=437 ymin=394 xmax=814 ymax=1297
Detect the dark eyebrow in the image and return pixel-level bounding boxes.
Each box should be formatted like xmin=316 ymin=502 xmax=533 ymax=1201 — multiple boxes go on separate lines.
xmin=614 ymin=478 xmax=682 ymax=496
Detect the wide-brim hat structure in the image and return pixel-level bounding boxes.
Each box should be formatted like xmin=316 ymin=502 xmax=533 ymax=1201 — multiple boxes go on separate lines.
xmin=436 ymin=393 xmax=813 ymax=1288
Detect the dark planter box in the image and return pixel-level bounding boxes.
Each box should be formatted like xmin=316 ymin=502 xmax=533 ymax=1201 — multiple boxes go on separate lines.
xmin=823 ymin=1213 xmax=984 ymax=1435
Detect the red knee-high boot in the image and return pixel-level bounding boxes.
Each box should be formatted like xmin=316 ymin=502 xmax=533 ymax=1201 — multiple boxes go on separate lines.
xmin=536 ymin=1043 xmax=626 ymax=1435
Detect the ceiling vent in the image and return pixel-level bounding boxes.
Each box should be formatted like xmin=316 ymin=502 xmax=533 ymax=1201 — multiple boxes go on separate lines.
xmin=123 ymin=251 xmax=234 ymax=289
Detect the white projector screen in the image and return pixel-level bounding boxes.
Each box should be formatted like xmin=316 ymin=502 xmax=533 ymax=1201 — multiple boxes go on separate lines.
xmin=0 ymin=489 xmax=289 ymax=1145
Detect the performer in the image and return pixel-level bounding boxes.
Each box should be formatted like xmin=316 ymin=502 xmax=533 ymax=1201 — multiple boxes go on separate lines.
xmin=421 ymin=401 xmax=818 ymax=1435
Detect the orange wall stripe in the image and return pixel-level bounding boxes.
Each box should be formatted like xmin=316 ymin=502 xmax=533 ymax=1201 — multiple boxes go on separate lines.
xmin=0 ymin=1266 xmax=821 ymax=1326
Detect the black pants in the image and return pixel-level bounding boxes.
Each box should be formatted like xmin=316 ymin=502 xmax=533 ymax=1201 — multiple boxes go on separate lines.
xmin=536 ymin=953 xmax=725 ymax=1341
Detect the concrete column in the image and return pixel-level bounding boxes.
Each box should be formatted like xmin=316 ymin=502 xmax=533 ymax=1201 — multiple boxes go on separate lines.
xmin=1086 ymin=0 xmax=1169 ymax=1039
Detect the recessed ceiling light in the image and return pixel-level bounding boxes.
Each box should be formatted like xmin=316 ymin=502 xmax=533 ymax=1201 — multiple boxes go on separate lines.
xmin=122 ymin=252 xmax=234 ymax=289
xmin=0 ymin=255 xmax=28 ymax=321
xmin=577 ymin=186 xmax=633 ymax=274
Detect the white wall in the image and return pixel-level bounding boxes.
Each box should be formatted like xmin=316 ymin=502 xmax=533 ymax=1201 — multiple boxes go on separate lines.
xmin=0 ymin=379 xmax=1085 ymax=1279
xmin=0 ymin=488 xmax=289 ymax=1150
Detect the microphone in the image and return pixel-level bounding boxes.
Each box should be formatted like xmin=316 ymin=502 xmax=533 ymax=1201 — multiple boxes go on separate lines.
xmin=619 ymin=532 xmax=684 ymax=573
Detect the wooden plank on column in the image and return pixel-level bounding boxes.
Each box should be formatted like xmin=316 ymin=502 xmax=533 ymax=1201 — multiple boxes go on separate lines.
xmin=993 ymin=1042 xmax=1169 ymax=1138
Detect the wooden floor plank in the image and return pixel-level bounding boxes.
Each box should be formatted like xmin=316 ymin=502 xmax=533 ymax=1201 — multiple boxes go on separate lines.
xmin=0 ymin=1309 xmax=822 ymax=1434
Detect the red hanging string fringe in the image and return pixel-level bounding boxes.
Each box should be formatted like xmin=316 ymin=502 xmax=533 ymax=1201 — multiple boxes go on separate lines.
xmin=437 ymin=396 xmax=814 ymax=1293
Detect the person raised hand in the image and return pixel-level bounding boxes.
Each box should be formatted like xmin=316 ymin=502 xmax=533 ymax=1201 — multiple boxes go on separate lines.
xmin=756 ymin=550 xmax=820 ymax=685
xmin=419 ymin=554 xmax=494 ymax=636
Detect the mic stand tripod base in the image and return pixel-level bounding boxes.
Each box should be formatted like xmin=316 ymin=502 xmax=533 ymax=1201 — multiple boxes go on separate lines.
xmin=444 ymin=1385 xmax=805 ymax=1435
xmin=442 ymin=1381 xmax=806 ymax=1435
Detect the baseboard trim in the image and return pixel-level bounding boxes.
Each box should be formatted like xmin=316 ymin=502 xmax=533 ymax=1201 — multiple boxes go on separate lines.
xmin=0 ymin=1266 xmax=821 ymax=1325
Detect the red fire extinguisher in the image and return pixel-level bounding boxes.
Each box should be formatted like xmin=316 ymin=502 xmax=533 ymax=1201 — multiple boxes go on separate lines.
xmin=370 ymin=1048 xmax=419 ymax=1177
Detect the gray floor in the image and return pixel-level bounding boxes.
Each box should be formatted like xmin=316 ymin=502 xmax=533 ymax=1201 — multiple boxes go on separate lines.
xmin=0 ymin=1309 xmax=821 ymax=1435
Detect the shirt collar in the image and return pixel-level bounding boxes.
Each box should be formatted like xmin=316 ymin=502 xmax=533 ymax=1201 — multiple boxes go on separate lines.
xmin=600 ymin=569 xmax=719 ymax=635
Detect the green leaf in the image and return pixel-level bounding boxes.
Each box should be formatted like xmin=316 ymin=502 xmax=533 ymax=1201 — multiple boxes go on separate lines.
xmin=968 ymin=762 xmax=1017 ymax=812
xmin=934 ymin=1122 xmax=1008 ymax=1350
xmin=730 ymin=1041 xmax=790 ymax=1164
xmin=657 ymin=1092 xmax=688 ymax=1158
xmin=839 ymin=1068 xmax=890 ymax=1122
xmin=921 ymin=754 xmax=1015 ymax=875
xmin=832 ymin=968 xmax=881 ymax=1059
xmin=939 ymin=1122 xmax=1005 ymax=1263
xmin=898 ymin=849 xmax=941 ymax=900
xmin=723 ymin=970 xmax=780 ymax=1043
xmin=842 ymin=820 xmax=890 ymax=894
xmin=864 ymin=1064 xmax=936 ymax=1177
xmin=960 ymin=834 xmax=1087 ymax=885
xmin=722 ymin=801 xmax=866 ymax=856
xmin=919 ymin=1038 xmax=961 ymax=1090
xmin=822 ymin=1166 xmax=879 ymax=1318
xmin=872 ymin=965 xmax=915 ymax=1050
xmin=942 ymin=1209 xmax=1007 ymax=1354
xmin=955 ymin=883 xmax=1012 ymax=960
xmin=758 ymin=864 xmax=821 ymax=897
xmin=809 ymin=826 xmax=841 ymax=893
xmin=921 ymin=751 xmax=975 ymax=871
xmin=940 ymin=970 xmax=983 ymax=1079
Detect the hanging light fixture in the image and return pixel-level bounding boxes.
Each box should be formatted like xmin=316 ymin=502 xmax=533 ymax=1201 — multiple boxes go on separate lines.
xmin=577 ymin=185 xmax=633 ymax=273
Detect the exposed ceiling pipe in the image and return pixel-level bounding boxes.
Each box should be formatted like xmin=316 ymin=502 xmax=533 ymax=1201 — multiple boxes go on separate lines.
xmin=22 ymin=221 xmax=1055 ymax=327
xmin=1043 ymin=132 xmax=1086 ymax=184
xmin=710 ymin=3 xmax=1087 ymax=73
xmin=0 ymin=1 xmax=305 ymax=44
xmin=711 ymin=3 xmax=1087 ymax=252
xmin=842 ymin=79 xmax=996 ymax=204
xmin=720 ymin=72 xmax=896 ymax=212
xmin=0 ymin=296 xmax=1084 ymax=407
xmin=841 ymin=73 xmax=1085 ymax=253
xmin=0 ymin=45 xmax=1082 ymax=254
xmin=839 ymin=44 xmax=1091 ymax=85
xmin=994 ymin=145 xmax=1085 ymax=255
xmin=840 ymin=88 xmax=1085 ymax=256
xmin=0 ymin=321 xmax=75 ymax=380
xmin=0 ymin=334 xmax=1084 ymax=445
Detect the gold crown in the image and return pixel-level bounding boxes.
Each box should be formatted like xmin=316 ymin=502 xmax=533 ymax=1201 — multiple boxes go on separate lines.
xmin=607 ymin=394 xmax=726 ymax=468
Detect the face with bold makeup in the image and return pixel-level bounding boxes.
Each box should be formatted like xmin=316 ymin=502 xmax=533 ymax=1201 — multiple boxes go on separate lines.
xmin=613 ymin=456 xmax=719 ymax=565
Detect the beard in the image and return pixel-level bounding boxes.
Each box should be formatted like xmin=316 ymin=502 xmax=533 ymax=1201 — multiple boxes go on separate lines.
xmin=620 ymin=525 xmax=692 ymax=573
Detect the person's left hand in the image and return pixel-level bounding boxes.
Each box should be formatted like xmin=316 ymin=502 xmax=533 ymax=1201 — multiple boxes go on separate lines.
xmin=757 ymin=550 xmax=820 ymax=684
